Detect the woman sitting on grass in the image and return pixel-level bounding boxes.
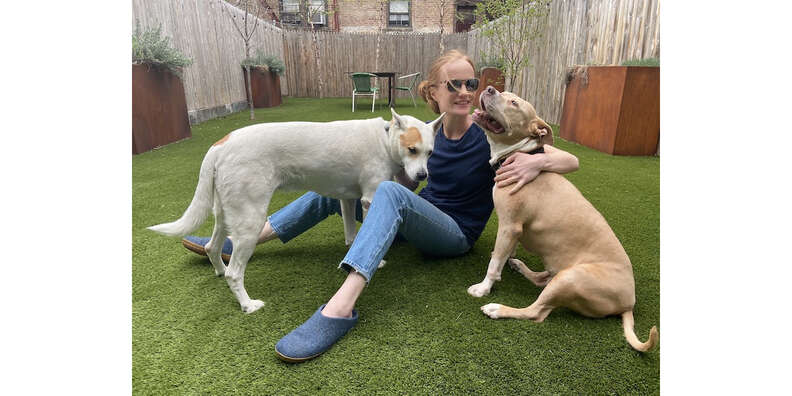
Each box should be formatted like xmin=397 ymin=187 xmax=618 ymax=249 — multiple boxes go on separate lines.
xmin=182 ymin=50 xmax=579 ymax=362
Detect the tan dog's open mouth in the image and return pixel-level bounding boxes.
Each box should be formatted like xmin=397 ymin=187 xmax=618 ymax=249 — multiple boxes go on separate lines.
xmin=472 ymin=94 xmax=505 ymax=134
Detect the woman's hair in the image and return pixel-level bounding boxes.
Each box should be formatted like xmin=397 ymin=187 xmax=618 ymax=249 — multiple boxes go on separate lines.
xmin=417 ymin=50 xmax=477 ymax=114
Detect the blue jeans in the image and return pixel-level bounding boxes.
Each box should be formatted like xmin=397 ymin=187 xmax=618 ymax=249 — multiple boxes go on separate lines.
xmin=268 ymin=181 xmax=471 ymax=282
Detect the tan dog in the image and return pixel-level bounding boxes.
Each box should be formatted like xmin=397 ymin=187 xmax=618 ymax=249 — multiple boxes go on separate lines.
xmin=469 ymin=86 xmax=658 ymax=352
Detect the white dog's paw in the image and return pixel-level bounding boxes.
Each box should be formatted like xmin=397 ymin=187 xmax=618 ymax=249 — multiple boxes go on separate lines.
xmin=481 ymin=303 xmax=502 ymax=319
xmin=213 ymin=266 xmax=226 ymax=277
xmin=467 ymin=282 xmax=491 ymax=298
xmin=241 ymin=300 xmax=265 ymax=314
xmin=378 ymin=260 xmax=387 ymax=269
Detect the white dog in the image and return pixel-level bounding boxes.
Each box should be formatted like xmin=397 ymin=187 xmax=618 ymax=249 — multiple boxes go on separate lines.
xmin=149 ymin=108 xmax=444 ymax=313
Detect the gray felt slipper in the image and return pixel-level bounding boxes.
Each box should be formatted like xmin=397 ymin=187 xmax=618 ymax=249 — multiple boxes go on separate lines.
xmin=275 ymin=304 xmax=358 ymax=363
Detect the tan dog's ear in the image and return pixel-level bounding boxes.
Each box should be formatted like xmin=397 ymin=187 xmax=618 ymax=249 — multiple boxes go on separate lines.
xmin=531 ymin=117 xmax=554 ymax=145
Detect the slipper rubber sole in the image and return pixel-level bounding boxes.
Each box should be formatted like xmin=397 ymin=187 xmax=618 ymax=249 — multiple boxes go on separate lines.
xmin=275 ymin=349 xmax=323 ymax=363
xmin=181 ymin=239 xmax=231 ymax=262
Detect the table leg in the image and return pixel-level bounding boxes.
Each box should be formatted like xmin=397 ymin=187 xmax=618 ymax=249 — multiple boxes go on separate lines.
xmin=388 ymin=76 xmax=394 ymax=108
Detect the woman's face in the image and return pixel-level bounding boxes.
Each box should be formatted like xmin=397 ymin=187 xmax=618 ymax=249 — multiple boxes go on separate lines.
xmin=431 ymin=59 xmax=476 ymax=117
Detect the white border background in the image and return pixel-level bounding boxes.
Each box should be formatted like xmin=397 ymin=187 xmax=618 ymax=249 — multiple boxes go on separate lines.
xmin=1 ymin=1 xmax=791 ymax=393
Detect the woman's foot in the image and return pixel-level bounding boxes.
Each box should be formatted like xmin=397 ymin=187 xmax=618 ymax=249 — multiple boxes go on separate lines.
xmin=182 ymin=236 xmax=233 ymax=262
xmin=275 ymin=304 xmax=358 ymax=363
xmin=181 ymin=222 xmax=279 ymax=261
xmin=275 ymin=270 xmax=366 ymax=362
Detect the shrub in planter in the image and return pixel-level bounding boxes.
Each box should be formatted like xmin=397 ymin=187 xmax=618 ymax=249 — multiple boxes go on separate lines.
xmin=474 ymin=54 xmax=506 ymax=109
xmin=132 ymin=22 xmax=193 ymax=155
xmin=241 ymin=51 xmax=285 ymax=108
xmin=560 ymin=62 xmax=660 ymax=156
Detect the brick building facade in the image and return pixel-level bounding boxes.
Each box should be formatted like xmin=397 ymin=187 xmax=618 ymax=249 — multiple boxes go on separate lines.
xmin=238 ymin=0 xmax=481 ymax=33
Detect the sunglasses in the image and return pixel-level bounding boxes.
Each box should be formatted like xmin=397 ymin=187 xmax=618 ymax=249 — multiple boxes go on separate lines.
xmin=444 ymin=78 xmax=480 ymax=93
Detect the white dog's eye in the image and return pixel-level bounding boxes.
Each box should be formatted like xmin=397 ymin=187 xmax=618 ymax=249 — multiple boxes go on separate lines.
xmin=428 ymin=150 xmax=433 ymax=156
xmin=511 ymin=100 xmax=518 ymax=106
xmin=408 ymin=147 xmax=417 ymax=154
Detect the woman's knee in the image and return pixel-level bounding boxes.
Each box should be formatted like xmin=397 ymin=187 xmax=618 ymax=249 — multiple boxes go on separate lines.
xmin=374 ymin=181 xmax=411 ymax=203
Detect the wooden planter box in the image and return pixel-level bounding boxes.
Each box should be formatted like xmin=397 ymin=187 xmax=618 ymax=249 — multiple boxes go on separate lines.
xmin=560 ymin=66 xmax=659 ymax=156
xmin=474 ymin=67 xmax=505 ymax=108
xmin=242 ymin=66 xmax=282 ymax=108
xmin=132 ymin=64 xmax=192 ymax=154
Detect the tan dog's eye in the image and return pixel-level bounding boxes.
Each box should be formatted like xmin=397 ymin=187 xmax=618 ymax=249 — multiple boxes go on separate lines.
xmin=428 ymin=150 xmax=433 ymax=156
xmin=408 ymin=147 xmax=417 ymax=154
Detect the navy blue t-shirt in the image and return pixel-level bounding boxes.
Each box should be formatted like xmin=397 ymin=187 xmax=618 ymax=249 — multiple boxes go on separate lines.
xmin=418 ymin=122 xmax=495 ymax=247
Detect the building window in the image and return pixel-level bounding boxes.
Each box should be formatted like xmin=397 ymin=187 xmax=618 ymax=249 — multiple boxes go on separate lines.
xmin=455 ymin=5 xmax=477 ymax=32
xmin=389 ymin=0 xmax=410 ymax=27
xmin=280 ymin=0 xmax=327 ymax=27
xmin=308 ymin=0 xmax=327 ymax=26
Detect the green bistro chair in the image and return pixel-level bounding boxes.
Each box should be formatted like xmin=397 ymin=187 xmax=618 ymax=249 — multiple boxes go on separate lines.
xmin=350 ymin=72 xmax=379 ymax=112
xmin=396 ymin=72 xmax=421 ymax=107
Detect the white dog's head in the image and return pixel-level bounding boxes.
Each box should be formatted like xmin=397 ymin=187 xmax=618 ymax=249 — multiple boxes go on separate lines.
xmin=388 ymin=108 xmax=444 ymax=182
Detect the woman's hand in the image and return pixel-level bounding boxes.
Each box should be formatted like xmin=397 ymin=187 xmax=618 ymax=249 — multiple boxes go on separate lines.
xmin=494 ymin=145 xmax=580 ymax=195
xmin=494 ymin=152 xmax=547 ymax=195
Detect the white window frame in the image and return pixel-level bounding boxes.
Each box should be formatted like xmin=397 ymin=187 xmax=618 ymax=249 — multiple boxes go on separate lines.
xmin=388 ymin=0 xmax=411 ymax=28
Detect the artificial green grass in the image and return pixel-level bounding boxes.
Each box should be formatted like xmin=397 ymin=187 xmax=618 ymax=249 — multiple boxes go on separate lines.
xmin=133 ymin=97 xmax=659 ymax=394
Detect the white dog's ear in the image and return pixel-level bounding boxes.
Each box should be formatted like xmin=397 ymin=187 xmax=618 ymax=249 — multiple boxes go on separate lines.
xmin=390 ymin=108 xmax=406 ymax=130
xmin=429 ymin=112 xmax=446 ymax=132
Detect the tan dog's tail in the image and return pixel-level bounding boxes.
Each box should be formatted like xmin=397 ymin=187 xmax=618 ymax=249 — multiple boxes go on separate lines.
xmin=621 ymin=311 xmax=658 ymax=352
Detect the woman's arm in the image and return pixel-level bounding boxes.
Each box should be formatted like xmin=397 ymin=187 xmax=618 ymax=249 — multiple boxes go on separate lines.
xmin=494 ymin=145 xmax=579 ymax=195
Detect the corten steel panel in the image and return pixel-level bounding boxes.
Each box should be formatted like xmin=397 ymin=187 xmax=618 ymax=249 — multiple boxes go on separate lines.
xmin=614 ymin=67 xmax=660 ymax=156
xmin=560 ymin=67 xmax=627 ymax=154
xmin=474 ymin=67 xmax=506 ymax=109
xmin=132 ymin=64 xmax=192 ymax=155
xmin=561 ymin=66 xmax=659 ymax=156
xmin=242 ymin=67 xmax=282 ymax=108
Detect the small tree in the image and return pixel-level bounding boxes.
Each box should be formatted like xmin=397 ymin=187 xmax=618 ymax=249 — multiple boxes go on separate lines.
xmin=437 ymin=0 xmax=449 ymax=55
xmin=290 ymin=0 xmax=335 ymax=98
xmin=473 ymin=0 xmax=552 ymax=89
xmin=342 ymin=0 xmax=392 ymax=73
xmin=374 ymin=0 xmax=388 ymax=72
xmin=222 ymin=0 xmax=264 ymax=120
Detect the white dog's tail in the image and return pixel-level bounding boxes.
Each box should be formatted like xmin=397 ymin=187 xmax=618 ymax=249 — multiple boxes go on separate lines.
xmin=621 ymin=310 xmax=659 ymax=352
xmin=147 ymin=149 xmax=217 ymax=237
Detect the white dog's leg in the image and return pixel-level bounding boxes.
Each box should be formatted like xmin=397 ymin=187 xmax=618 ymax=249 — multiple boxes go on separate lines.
xmin=339 ymin=199 xmax=358 ymax=246
xmin=205 ymin=198 xmax=228 ymax=277
xmin=360 ymin=197 xmax=371 ymax=222
xmin=224 ymin=232 xmax=264 ymax=314
xmin=222 ymin=189 xmax=272 ymax=314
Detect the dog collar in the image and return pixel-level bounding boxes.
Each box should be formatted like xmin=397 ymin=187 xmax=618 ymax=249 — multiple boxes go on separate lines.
xmin=492 ymin=146 xmax=545 ymax=172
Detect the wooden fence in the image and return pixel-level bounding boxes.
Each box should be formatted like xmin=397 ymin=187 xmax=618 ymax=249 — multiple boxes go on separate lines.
xmin=131 ymin=0 xmax=659 ymax=124
xmin=132 ymin=0 xmax=285 ymax=123
xmin=282 ymin=30 xmax=469 ymax=99
xmin=281 ymin=0 xmax=659 ymax=123
xmin=466 ymin=0 xmax=660 ymax=124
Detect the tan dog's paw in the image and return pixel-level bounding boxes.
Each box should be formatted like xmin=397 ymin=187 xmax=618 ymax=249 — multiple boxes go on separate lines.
xmin=507 ymin=258 xmax=525 ymax=273
xmin=481 ymin=303 xmax=502 ymax=319
xmin=467 ymin=282 xmax=491 ymax=297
